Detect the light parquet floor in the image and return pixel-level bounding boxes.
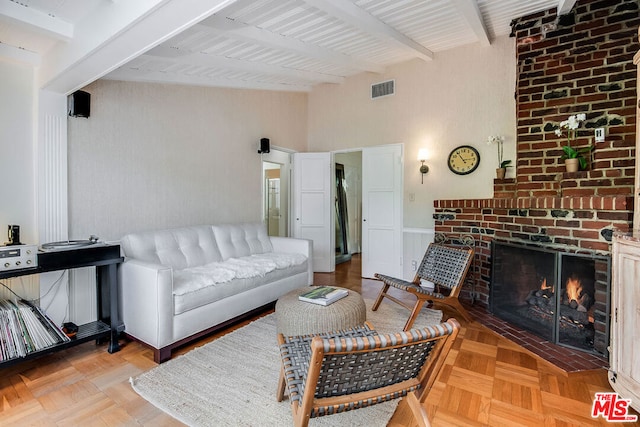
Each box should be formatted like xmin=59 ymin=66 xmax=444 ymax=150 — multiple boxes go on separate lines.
xmin=1 ymin=255 xmax=636 ymax=426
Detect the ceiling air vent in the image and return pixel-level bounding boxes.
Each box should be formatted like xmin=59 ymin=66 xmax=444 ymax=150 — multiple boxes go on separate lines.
xmin=371 ymin=79 xmax=394 ymax=99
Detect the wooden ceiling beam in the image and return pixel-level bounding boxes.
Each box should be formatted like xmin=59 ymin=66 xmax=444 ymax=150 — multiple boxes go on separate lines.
xmin=0 ymin=0 xmax=73 ymax=41
xmin=141 ymin=48 xmax=345 ymax=84
xmin=303 ymin=0 xmax=433 ymax=61
xmin=199 ymin=15 xmax=386 ymax=74
xmin=104 ymin=67 xmax=313 ymax=92
xmin=558 ymin=0 xmax=578 ymax=15
xmin=450 ymin=0 xmax=491 ymax=47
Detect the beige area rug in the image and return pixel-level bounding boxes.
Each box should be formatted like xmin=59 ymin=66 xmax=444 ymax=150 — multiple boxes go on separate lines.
xmin=130 ymin=296 xmax=443 ymax=427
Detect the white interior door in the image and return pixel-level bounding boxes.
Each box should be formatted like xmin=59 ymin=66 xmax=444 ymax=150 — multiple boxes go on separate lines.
xmin=361 ymin=144 xmax=403 ymax=278
xmin=292 ymin=152 xmax=334 ymax=273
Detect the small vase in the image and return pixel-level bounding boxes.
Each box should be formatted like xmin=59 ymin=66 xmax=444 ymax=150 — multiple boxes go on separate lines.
xmin=496 ymin=168 xmax=506 ymax=179
xmin=564 ymin=158 xmax=579 ymax=173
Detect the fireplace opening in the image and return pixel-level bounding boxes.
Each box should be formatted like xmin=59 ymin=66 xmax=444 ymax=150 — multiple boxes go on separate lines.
xmin=490 ymin=241 xmax=610 ymax=356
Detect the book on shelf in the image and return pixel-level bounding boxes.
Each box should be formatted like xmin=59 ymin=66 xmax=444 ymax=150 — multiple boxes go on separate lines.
xmin=298 ymin=286 xmax=348 ymax=306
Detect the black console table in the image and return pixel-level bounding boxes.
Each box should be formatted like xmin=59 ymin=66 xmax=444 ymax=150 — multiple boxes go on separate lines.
xmin=0 ymin=244 xmax=124 ymax=367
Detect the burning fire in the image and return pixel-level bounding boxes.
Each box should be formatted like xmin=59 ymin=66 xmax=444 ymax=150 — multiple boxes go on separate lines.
xmin=566 ymin=276 xmax=582 ymax=303
xmin=540 ymin=278 xmax=553 ymax=292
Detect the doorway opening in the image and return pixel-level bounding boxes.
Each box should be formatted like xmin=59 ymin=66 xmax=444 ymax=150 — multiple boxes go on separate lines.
xmin=261 ymin=148 xmax=291 ymax=238
xmin=292 ymin=144 xmax=402 ymax=276
xmin=335 ymin=163 xmax=351 ymax=264
xmin=334 ymin=152 xmax=362 ymax=266
xmin=264 ymin=162 xmax=283 ymax=236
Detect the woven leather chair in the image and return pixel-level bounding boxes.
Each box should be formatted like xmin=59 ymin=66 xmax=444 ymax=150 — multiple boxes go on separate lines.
xmin=277 ymin=319 xmax=460 ymax=427
xmin=372 ymin=243 xmax=474 ymax=329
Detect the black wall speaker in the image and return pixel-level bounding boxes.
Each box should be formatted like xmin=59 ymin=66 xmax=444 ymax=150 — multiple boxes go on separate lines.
xmin=68 ymin=90 xmax=91 ymax=118
xmin=258 ymin=137 xmax=270 ymax=154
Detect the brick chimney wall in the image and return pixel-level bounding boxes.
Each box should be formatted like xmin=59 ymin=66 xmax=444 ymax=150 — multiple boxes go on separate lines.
xmin=516 ymin=0 xmax=639 ymax=197
xmin=434 ymin=0 xmax=638 ymax=310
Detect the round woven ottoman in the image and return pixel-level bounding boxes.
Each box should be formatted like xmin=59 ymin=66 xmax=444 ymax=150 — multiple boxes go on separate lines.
xmin=275 ymin=286 xmax=367 ymax=336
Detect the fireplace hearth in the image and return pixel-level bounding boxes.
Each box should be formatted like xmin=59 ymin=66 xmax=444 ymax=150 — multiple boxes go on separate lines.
xmin=490 ymin=241 xmax=610 ymax=356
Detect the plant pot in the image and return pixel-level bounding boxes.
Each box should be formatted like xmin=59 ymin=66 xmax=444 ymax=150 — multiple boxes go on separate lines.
xmin=496 ymin=168 xmax=506 ymax=179
xmin=564 ymin=158 xmax=579 ymax=173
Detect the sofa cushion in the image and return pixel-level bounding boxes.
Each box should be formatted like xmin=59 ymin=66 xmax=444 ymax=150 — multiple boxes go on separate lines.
xmin=121 ymin=226 xmax=223 ymax=270
xmin=173 ymin=255 xmax=308 ymax=314
xmin=212 ymin=223 xmax=274 ymax=260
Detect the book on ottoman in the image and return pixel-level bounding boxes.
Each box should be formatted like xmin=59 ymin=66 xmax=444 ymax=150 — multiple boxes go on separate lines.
xmin=298 ymin=286 xmax=348 ymax=306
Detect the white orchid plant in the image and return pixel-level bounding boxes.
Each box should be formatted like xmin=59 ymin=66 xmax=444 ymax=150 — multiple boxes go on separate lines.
xmin=554 ymin=113 xmax=593 ymax=170
xmin=486 ymin=135 xmax=511 ymax=169
xmin=554 ymin=113 xmax=586 ymax=146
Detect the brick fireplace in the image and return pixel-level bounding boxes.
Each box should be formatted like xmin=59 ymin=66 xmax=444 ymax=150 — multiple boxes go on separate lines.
xmin=491 ymin=240 xmax=610 ymax=355
xmin=434 ymin=0 xmax=638 ymax=368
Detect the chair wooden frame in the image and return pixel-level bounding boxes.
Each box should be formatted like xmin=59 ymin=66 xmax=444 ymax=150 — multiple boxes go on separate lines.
xmin=277 ymin=319 xmax=460 ymax=427
xmin=372 ymin=243 xmax=474 ymax=329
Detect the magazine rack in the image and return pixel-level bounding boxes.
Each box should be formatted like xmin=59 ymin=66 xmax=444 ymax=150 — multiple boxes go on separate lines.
xmin=0 ymin=244 xmax=124 ymax=367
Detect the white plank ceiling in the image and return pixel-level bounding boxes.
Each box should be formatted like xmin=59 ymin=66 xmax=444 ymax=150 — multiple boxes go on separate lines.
xmin=1 ymin=0 xmax=575 ymax=92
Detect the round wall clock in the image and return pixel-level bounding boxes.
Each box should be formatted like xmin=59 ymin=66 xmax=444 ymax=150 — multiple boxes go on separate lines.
xmin=447 ymin=145 xmax=480 ymax=175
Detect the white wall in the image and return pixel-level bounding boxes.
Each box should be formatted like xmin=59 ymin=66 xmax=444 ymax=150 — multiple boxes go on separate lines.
xmin=0 ymin=60 xmax=39 ymax=301
xmin=0 ymin=61 xmax=36 ymax=245
xmin=308 ymin=35 xmax=517 ymax=229
xmin=67 ymin=80 xmax=308 ymax=241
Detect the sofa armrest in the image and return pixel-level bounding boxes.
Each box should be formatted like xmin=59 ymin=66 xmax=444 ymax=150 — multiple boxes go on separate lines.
xmin=118 ymin=259 xmax=174 ymax=349
xmin=270 ymin=236 xmax=311 ymax=257
xmin=270 ymin=236 xmax=313 ymax=284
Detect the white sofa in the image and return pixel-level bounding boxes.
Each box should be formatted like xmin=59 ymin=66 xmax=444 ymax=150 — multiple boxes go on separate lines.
xmin=118 ymin=223 xmax=312 ymax=362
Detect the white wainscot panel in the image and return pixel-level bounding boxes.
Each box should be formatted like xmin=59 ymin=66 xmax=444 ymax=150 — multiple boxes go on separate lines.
xmin=403 ymin=228 xmax=434 ymax=281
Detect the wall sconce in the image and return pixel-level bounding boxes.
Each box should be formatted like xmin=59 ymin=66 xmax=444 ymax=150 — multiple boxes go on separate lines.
xmin=418 ymin=149 xmax=429 ymax=184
